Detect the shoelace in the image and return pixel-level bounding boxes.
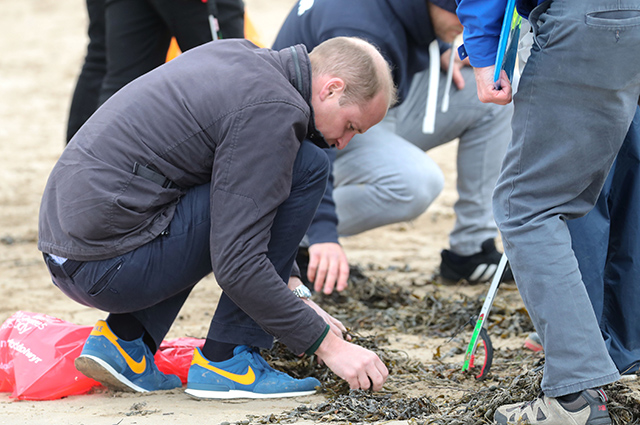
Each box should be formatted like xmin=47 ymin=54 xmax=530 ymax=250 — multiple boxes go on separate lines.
xmin=246 ymin=348 xmax=288 ymax=377
xmin=519 ymin=392 xmax=544 ymax=412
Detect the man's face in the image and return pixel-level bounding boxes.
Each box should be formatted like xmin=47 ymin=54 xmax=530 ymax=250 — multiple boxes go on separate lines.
xmin=428 ymin=2 xmax=463 ymax=43
xmin=313 ymin=80 xmax=388 ymax=150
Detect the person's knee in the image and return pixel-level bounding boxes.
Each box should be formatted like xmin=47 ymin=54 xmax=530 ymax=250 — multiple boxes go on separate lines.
xmin=382 ymin=164 xmax=444 ymax=222
xmin=399 ymin=165 xmax=444 ymax=220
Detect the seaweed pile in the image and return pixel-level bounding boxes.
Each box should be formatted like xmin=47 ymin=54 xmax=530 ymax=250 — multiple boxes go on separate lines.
xmin=251 ymin=265 xmax=640 ymax=424
xmin=318 ymin=265 xmax=534 ymax=339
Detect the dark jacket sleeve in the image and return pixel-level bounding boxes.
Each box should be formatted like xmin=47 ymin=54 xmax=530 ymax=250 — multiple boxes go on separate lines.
xmin=208 ymin=102 xmax=328 ymax=355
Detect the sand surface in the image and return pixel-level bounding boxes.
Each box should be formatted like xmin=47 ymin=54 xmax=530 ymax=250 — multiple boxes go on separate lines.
xmin=2 ymin=1 xmax=630 ymax=424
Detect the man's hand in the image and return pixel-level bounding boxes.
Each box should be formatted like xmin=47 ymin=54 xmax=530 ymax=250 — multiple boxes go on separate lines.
xmin=473 ymin=65 xmax=512 ymax=105
xmin=314 ymin=331 xmax=388 ymax=391
xmin=288 ymin=276 xmax=350 ymax=339
xmin=441 ymin=48 xmax=469 ymax=90
xmin=307 ymin=242 xmax=350 ymax=294
xmin=302 ymin=297 xmax=350 ymax=340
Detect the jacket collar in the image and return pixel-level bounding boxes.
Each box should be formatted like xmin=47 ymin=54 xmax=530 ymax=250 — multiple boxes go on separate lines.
xmin=287 ymin=44 xmax=329 ymax=148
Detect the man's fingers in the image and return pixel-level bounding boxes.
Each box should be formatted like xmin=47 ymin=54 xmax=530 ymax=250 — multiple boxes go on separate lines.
xmin=356 ymin=371 xmax=371 ymax=390
xmin=322 ymin=260 xmax=340 ymax=294
xmin=330 ymin=316 xmax=347 ymax=334
xmin=328 ymin=320 xmax=345 ymax=338
xmin=370 ymin=360 xmax=389 ymax=391
xmin=336 ymin=261 xmax=350 ymax=292
xmin=313 ymin=254 xmax=328 ymax=292
xmin=453 ymin=66 xmax=466 ymax=90
xmin=307 ymin=252 xmax=319 ymax=283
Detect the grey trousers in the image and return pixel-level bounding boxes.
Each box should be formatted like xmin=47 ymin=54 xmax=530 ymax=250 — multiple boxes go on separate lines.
xmin=333 ymin=67 xmax=513 ymax=255
xmin=494 ymin=0 xmax=640 ymax=397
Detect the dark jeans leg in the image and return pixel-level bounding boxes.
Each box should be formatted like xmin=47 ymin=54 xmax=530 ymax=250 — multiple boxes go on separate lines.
xmin=206 ymin=140 xmax=330 ymax=348
xmin=46 ymin=184 xmax=213 ymax=350
xmin=569 ymin=106 xmax=640 ymax=374
xmin=66 ymin=0 xmax=106 ymax=142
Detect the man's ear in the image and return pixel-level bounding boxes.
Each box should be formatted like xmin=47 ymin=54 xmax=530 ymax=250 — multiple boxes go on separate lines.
xmin=319 ymin=77 xmax=346 ymax=101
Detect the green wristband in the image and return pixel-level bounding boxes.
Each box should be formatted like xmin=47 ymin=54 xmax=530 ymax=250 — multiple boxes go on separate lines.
xmin=305 ymin=324 xmax=330 ymax=356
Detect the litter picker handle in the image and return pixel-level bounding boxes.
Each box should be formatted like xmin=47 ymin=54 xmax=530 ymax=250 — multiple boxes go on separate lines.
xmin=461 ymin=252 xmax=509 ymax=373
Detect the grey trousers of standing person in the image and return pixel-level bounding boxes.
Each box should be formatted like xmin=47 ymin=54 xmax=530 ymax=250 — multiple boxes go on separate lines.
xmin=333 ymin=67 xmax=513 ymax=255
xmin=494 ymin=0 xmax=640 ymax=397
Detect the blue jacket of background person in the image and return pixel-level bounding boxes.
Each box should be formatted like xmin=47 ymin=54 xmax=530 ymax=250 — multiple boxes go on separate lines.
xmin=456 ymin=0 xmax=542 ymax=67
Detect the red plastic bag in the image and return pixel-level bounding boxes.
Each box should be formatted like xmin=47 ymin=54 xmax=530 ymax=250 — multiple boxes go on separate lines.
xmin=0 ymin=312 xmax=204 ymax=399
xmin=154 ymin=337 xmax=204 ymax=384
xmin=0 ymin=311 xmax=100 ymax=400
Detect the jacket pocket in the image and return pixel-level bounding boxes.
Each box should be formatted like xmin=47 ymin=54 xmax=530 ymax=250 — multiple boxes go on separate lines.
xmin=88 ymin=259 xmax=124 ymax=296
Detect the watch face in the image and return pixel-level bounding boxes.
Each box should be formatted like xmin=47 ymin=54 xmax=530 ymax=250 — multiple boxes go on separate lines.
xmin=294 ymin=285 xmax=312 ymax=298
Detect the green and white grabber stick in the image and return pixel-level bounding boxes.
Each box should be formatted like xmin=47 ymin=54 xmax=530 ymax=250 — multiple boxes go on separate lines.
xmin=461 ymin=252 xmax=509 ymax=373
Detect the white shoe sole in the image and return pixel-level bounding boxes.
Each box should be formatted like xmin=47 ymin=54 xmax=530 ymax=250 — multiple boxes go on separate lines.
xmin=75 ymin=354 xmax=148 ymax=393
xmin=184 ymin=387 xmax=316 ymax=400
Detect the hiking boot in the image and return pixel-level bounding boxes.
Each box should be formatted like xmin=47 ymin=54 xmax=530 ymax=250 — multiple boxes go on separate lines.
xmin=494 ymin=389 xmax=611 ymax=425
xmin=185 ymin=346 xmax=320 ymax=399
xmin=439 ymin=238 xmax=514 ymax=284
xmin=75 ymin=320 xmax=182 ymax=393
xmin=524 ymin=332 xmax=543 ymax=352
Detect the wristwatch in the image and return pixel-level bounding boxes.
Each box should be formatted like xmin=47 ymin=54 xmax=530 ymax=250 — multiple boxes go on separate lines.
xmin=292 ymin=284 xmax=312 ymax=300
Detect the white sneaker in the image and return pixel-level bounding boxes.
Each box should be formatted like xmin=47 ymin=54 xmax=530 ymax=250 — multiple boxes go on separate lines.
xmin=494 ymin=388 xmax=611 ymax=425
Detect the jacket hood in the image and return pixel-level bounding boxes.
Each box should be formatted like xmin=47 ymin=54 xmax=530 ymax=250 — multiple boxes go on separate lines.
xmin=386 ymin=0 xmax=432 ymax=45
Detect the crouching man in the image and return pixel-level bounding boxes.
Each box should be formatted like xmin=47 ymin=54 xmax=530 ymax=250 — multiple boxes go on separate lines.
xmin=38 ymin=36 xmax=395 ymax=398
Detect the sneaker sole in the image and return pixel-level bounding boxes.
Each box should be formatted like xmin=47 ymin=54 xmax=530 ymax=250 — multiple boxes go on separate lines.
xmin=75 ymin=355 xmax=148 ymax=393
xmin=184 ymin=387 xmax=316 ymax=400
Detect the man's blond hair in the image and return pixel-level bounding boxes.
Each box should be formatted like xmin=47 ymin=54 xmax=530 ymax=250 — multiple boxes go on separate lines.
xmin=309 ymin=37 xmax=397 ymax=109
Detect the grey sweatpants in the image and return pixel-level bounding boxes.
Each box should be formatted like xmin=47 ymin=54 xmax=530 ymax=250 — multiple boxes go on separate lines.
xmin=333 ymin=66 xmax=513 ymax=255
xmin=495 ymin=0 xmax=640 ymax=396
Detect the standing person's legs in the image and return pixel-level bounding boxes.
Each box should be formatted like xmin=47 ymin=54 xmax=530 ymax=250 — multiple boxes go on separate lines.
xmin=395 ymin=67 xmax=512 ymax=256
xmin=99 ymin=0 xmax=172 ymax=104
xmin=494 ymin=0 xmax=640 ymax=398
xmin=570 ymin=107 xmax=640 ymax=375
xmin=206 ymin=140 xmax=330 ymax=353
xmin=331 ymin=118 xmax=444 ymax=237
xmin=599 ymin=109 xmax=640 ymax=375
xmin=152 ymin=0 xmax=212 ymax=50
xmin=66 ymin=0 xmax=106 ymax=143
xmin=215 ymin=0 xmax=245 ymax=39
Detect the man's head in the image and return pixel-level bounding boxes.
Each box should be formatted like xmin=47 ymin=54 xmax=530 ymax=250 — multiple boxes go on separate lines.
xmin=428 ymin=0 xmax=462 ymax=43
xmin=309 ymin=37 xmax=396 ymax=149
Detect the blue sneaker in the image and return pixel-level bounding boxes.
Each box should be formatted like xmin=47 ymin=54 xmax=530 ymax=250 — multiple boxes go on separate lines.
xmin=75 ymin=320 xmax=182 ymax=393
xmin=185 ymin=346 xmax=320 ymax=399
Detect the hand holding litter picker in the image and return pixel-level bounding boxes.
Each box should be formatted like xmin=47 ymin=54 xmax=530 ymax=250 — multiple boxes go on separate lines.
xmin=493 ymin=0 xmax=522 ymax=90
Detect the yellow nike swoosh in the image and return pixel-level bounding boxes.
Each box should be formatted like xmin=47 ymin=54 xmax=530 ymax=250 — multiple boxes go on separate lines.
xmin=91 ymin=322 xmax=147 ymax=375
xmin=192 ymin=349 xmax=256 ymax=386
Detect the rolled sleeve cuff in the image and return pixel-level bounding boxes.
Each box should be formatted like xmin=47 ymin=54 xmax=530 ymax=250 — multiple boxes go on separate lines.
xmin=305 ymin=324 xmax=330 ymax=356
